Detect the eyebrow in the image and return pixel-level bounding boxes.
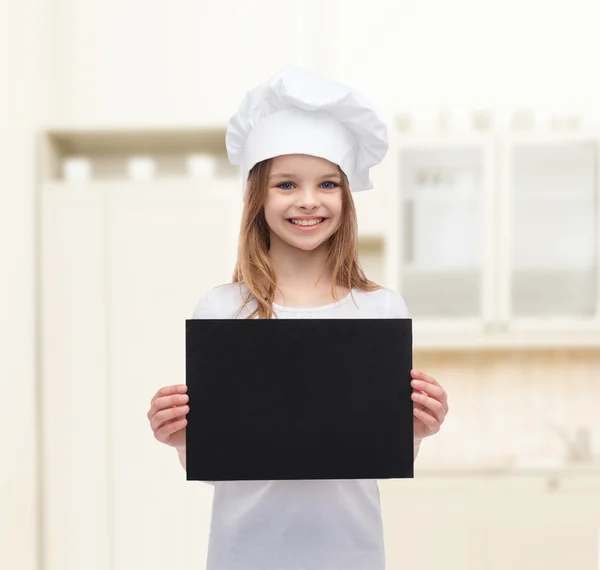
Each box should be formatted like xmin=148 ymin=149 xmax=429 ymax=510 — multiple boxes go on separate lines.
xmin=269 ymin=172 xmax=341 ymax=179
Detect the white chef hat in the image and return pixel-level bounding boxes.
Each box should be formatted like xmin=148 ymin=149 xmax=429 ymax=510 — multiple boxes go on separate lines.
xmin=225 ymin=65 xmax=388 ymax=199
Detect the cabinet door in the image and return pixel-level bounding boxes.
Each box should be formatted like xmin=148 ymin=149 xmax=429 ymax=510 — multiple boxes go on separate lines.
xmin=484 ymin=475 xmax=600 ymax=570
xmin=107 ymin=182 xmax=242 ymax=570
xmin=379 ymin=477 xmax=489 ymax=570
xmin=499 ymin=135 xmax=600 ymax=327
xmin=40 ymin=186 xmax=111 ymax=570
xmin=396 ymin=137 xmax=497 ymax=323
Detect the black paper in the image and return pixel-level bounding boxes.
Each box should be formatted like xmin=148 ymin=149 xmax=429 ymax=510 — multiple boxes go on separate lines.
xmin=185 ymin=318 xmax=413 ymax=481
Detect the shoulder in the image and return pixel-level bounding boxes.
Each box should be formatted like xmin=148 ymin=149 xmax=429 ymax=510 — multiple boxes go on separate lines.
xmin=353 ymin=286 xmax=410 ymax=318
xmin=191 ymin=282 xmax=254 ymax=319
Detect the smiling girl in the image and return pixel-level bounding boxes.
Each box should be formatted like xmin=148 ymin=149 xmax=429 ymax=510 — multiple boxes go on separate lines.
xmin=147 ymin=65 xmax=449 ymax=570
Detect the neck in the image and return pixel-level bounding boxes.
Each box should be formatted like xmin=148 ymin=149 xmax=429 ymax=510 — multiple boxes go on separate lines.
xmin=269 ymin=238 xmax=331 ymax=288
xmin=268 ymin=237 xmax=344 ymax=305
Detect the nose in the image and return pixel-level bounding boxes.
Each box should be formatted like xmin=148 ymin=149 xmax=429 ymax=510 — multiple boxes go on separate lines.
xmin=295 ymin=186 xmax=321 ymax=210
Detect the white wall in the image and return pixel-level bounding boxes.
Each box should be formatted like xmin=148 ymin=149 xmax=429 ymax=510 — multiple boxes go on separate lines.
xmin=51 ymin=0 xmax=600 ymax=127
xmin=332 ymin=0 xmax=600 ymax=117
xmin=52 ymin=0 xmax=333 ymax=126
xmin=1 ymin=1 xmax=53 ymax=569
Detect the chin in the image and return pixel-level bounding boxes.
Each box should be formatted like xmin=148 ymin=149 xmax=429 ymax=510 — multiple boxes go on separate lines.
xmin=281 ymin=235 xmax=327 ymax=251
xmin=272 ymin=225 xmax=334 ymax=252
xmin=288 ymin=240 xmax=325 ymax=252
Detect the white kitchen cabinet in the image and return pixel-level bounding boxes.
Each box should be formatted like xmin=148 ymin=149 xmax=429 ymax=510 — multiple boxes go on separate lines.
xmin=107 ymin=181 xmax=241 ymax=570
xmin=379 ymin=472 xmax=600 ymax=570
xmin=394 ymin=136 xmax=496 ymax=321
xmin=387 ymin=130 xmax=600 ymax=349
xmin=383 ymin=132 xmax=499 ymax=349
xmin=39 ymin=129 xmax=246 ymax=570
xmin=482 ymin=473 xmax=600 ymax=570
xmin=379 ymin=476 xmax=489 ymax=570
xmin=40 ymin=177 xmax=242 ymax=570
xmin=40 ymin=185 xmax=111 ymax=570
xmin=497 ymin=133 xmax=600 ymax=339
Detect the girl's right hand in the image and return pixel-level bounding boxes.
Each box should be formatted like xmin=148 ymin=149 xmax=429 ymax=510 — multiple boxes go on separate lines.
xmin=147 ymin=384 xmax=189 ymax=449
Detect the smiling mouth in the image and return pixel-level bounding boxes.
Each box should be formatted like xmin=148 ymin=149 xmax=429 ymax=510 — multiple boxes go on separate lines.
xmin=287 ymin=218 xmax=327 ymax=227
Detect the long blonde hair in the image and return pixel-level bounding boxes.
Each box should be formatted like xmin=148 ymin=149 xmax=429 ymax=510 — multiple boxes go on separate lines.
xmin=229 ymin=157 xmax=381 ymax=319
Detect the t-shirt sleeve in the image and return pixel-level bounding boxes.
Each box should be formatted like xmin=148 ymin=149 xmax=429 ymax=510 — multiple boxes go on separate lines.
xmin=386 ymin=288 xmax=411 ymax=318
xmin=190 ymin=288 xmax=219 ymax=319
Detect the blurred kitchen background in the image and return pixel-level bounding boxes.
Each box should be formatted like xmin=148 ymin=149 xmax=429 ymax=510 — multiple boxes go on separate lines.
xmin=3 ymin=0 xmax=600 ymax=569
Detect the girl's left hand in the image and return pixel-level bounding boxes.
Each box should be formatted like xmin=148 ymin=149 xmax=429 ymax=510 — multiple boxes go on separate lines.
xmin=410 ymin=369 xmax=449 ymax=441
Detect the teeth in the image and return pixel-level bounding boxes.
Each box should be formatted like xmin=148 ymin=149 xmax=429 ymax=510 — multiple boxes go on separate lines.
xmin=290 ymin=218 xmax=324 ymax=226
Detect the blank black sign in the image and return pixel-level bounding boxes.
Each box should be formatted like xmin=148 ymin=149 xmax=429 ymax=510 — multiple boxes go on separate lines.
xmin=185 ymin=318 xmax=413 ymax=481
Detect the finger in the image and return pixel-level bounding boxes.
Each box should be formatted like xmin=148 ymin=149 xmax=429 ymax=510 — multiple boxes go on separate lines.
xmin=148 ymin=385 xmax=187 ymax=420
xmin=411 ymin=379 xmax=449 ymax=414
xmin=411 ymin=379 xmax=444 ymax=399
xmin=151 ymin=404 xmax=189 ymax=432
xmin=411 ymin=391 xmax=445 ymax=424
xmin=148 ymin=397 xmax=186 ymax=425
xmin=413 ymin=407 xmax=440 ymax=434
xmin=411 ymin=369 xmax=442 ymax=389
xmin=154 ymin=417 xmax=188 ymax=444
xmin=150 ymin=385 xmax=187 ymax=406
xmin=148 ymin=392 xmax=189 ymax=420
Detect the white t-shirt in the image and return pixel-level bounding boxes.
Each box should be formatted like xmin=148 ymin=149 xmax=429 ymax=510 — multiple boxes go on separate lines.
xmin=190 ymin=282 xmax=410 ymax=570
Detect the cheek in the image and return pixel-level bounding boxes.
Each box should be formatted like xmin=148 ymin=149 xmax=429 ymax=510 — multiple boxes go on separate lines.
xmin=263 ymin=197 xmax=286 ymax=230
xmin=262 ymin=196 xmax=276 ymax=218
xmin=263 ymin=209 xmax=276 ymax=233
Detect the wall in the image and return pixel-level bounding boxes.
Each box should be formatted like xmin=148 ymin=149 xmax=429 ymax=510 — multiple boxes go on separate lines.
xmin=0 ymin=1 xmax=53 ymax=569
xmin=51 ymin=0 xmax=600 ymax=128
xmin=413 ymin=348 xmax=600 ymax=469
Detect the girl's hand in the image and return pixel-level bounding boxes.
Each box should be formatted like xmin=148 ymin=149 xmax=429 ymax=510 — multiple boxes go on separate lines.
xmin=147 ymin=384 xmax=189 ymax=449
xmin=410 ymin=369 xmax=449 ymax=441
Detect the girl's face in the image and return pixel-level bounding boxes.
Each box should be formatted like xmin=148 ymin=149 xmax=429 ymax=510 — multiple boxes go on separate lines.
xmin=263 ymin=154 xmax=344 ymax=252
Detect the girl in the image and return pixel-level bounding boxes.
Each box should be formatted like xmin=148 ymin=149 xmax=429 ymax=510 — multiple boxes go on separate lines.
xmin=147 ymin=65 xmax=449 ymax=570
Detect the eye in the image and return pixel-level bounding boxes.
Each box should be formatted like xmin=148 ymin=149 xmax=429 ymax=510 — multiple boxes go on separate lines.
xmin=320 ymin=181 xmax=339 ymax=189
xmin=277 ymin=182 xmax=295 ymax=190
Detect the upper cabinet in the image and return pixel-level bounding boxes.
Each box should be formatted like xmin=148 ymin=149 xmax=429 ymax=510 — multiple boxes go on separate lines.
xmin=384 ymin=131 xmax=600 ymax=349
xmin=38 ymin=126 xmax=600 ymax=351
xmin=499 ymin=135 xmax=599 ymax=324
xmin=396 ymin=138 xmax=495 ymax=321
